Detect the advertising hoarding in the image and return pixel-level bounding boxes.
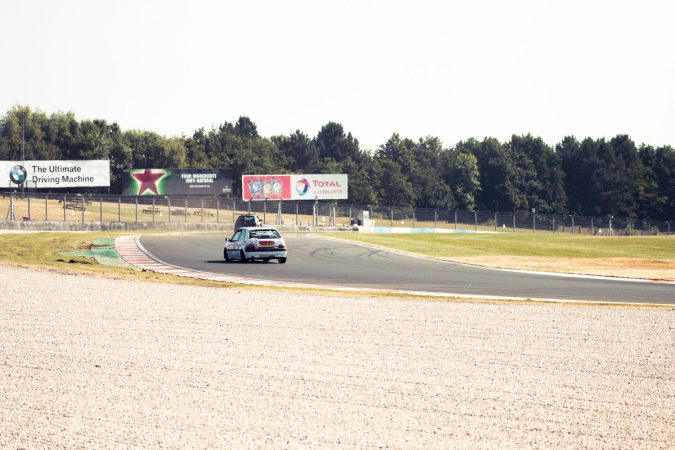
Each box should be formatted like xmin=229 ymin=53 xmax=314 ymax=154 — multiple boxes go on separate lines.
xmin=242 ymin=174 xmax=348 ymax=201
xmin=122 ymin=168 xmax=233 ymax=196
xmin=0 ymin=160 xmax=110 ymax=188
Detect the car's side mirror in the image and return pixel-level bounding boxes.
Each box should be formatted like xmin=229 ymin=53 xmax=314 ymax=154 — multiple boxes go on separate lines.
xmin=225 ymin=238 xmax=230 ymax=242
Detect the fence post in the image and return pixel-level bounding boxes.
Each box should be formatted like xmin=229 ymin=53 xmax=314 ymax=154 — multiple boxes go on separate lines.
xmin=201 ymin=199 xmax=204 ymax=223
xmin=609 ymin=216 xmax=613 ymax=236
xmin=494 ymin=211 xmax=497 ymax=232
xmin=168 ymin=197 xmax=172 ymax=222
xmin=184 ymin=198 xmax=188 ymax=222
xmin=391 ymin=207 xmax=394 ymax=228
xmin=117 ymin=197 xmax=121 ymax=222
xmin=63 ymin=195 xmax=67 ymax=222
xmin=100 ymin=196 xmax=103 ymax=223
xmin=45 ymin=194 xmax=48 ymax=221
xmin=412 ymin=208 xmax=416 ymax=228
xmin=591 ymin=217 xmax=594 ymax=235
xmin=296 ymin=202 xmax=299 ymax=227
xmin=455 ymin=210 xmax=458 ymax=230
xmin=668 ymin=220 xmax=671 ymax=235
xmin=313 ymin=201 xmax=317 ymax=227
xmin=434 ymin=210 xmax=437 ymax=229
xmin=233 ymin=199 xmax=236 ymax=223
xmin=474 ymin=211 xmax=477 ymax=231
xmin=81 ymin=196 xmax=85 ymax=224
xmin=135 ymin=197 xmax=138 ymax=223
xmin=571 ymin=215 xmax=575 ymax=234
xmin=532 ymin=209 xmax=536 ymax=233
xmin=263 ymin=199 xmax=267 ymax=224
xmin=152 ymin=197 xmax=156 ymax=222
xmin=512 ymin=212 xmax=515 ymax=233
xmin=552 ymin=216 xmax=555 ymax=234
xmin=27 ymin=195 xmax=31 ymax=220
xmin=6 ymin=192 xmax=14 ymax=221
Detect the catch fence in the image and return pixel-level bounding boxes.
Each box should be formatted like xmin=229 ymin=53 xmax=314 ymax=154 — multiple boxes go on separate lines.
xmin=0 ymin=192 xmax=672 ymax=235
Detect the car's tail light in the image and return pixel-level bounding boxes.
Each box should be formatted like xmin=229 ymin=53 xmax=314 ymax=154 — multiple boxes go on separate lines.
xmin=245 ymin=243 xmax=256 ymax=251
xmin=277 ymin=243 xmax=286 ymax=249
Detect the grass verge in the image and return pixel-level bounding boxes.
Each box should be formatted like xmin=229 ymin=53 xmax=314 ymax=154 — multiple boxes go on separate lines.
xmin=322 ymin=232 xmax=675 ymax=281
xmin=0 ymin=231 xmax=230 ymax=287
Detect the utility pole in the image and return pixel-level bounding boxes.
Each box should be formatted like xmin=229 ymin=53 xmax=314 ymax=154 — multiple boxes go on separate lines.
xmin=21 ymin=114 xmax=25 ymax=163
xmin=20 ymin=113 xmax=26 ymax=192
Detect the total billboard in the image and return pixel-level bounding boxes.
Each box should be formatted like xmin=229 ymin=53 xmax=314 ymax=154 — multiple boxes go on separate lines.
xmin=0 ymin=160 xmax=110 ymax=188
xmin=122 ymin=168 xmax=233 ymax=196
xmin=242 ymin=174 xmax=348 ymax=201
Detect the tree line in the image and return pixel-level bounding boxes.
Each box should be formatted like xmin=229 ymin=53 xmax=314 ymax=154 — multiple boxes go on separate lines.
xmin=1 ymin=105 xmax=673 ymax=220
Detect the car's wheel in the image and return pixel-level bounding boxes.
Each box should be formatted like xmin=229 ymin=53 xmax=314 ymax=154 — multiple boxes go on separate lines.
xmin=224 ymin=249 xmax=230 ymax=263
xmin=240 ymin=250 xmax=248 ymax=263
xmin=278 ymin=257 xmax=287 ymax=264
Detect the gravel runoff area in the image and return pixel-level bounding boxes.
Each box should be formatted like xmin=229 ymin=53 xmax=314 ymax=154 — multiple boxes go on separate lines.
xmin=1 ymin=265 xmax=674 ymax=449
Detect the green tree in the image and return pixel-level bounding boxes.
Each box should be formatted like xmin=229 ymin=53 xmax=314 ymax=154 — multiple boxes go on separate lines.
xmin=560 ymin=136 xmax=638 ymax=217
xmin=440 ymin=146 xmax=480 ymax=210
xmin=272 ymin=130 xmax=317 ymax=172
xmin=558 ymin=136 xmax=588 ymax=215
xmin=410 ymin=137 xmax=453 ymax=209
xmin=314 ymin=122 xmax=362 ymax=162
xmin=341 ymin=156 xmax=377 ymax=205
xmin=184 ymin=128 xmax=212 ymax=168
xmin=377 ymin=134 xmax=416 ymax=177
xmin=470 ymin=137 xmax=520 ymax=211
xmin=509 ymin=134 xmax=566 ymax=213
xmin=371 ymin=157 xmax=416 ymax=207
xmin=126 ymin=130 xmax=188 ymax=168
xmin=654 ymin=146 xmax=675 ymax=220
xmin=641 ymin=145 xmax=675 ymax=219
xmin=609 ymin=135 xmax=643 ymax=217
xmin=45 ymin=110 xmax=81 ymax=159
xmin=0 ymin=106 xmax=59 ymax=161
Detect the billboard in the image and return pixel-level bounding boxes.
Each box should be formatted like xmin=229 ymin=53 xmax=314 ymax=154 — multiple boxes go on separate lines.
xmin=242 ymin=174 xmax=348 ymax=201
xmin=0 ymin=160 xmax=110 ymax=188
xmin=122 ymin=168 xmax=233 ymax=196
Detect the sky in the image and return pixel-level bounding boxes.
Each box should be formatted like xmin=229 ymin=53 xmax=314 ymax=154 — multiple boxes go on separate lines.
xmin=2 ymin=0 xmax=674 ymax=151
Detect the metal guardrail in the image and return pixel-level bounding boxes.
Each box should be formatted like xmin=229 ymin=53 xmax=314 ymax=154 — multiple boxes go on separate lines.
xmin=1 ymin=192 xmax=672 ymax=235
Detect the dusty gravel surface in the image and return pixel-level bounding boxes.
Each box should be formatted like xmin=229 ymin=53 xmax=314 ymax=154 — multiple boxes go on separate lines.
xmin=1 ymin=264 xmax=674 ymax=449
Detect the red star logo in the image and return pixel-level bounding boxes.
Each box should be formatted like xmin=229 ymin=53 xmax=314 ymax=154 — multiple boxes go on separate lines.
xmin=132 ymin=169 xmax=165 ymax=195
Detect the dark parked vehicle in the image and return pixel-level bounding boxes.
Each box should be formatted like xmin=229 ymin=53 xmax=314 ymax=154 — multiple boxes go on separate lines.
xmin=234 ymin=214 xmax=262 ymax=231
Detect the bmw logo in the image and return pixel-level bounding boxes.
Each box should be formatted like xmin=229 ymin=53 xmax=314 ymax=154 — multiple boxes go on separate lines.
xmin=9 ymin=165 xmax=27 ymax=184
xmin=295 ymin=178 xmax=310 ymax=196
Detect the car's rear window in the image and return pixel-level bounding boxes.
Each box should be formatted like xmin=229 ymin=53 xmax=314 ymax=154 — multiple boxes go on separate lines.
xmin=250 ymin=229 xmax=280 ymax=239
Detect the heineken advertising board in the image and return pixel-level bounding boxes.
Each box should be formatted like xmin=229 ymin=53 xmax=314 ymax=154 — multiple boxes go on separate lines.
xmin=122 ymin=168 xmax=233 ymax=196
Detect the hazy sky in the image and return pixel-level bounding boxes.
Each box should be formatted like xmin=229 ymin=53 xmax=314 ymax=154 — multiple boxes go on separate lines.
xmin=2 ymin=0 xmax=674 ymax=150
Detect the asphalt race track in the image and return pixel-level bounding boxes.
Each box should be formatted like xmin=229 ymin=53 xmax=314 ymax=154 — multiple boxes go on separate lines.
xmin=139 ymin=233 xmax=675 ymax=305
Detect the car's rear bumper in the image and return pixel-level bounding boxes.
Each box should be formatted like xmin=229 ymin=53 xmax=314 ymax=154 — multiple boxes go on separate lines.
xmin=247 ymin=250 xmax=288 ymax=260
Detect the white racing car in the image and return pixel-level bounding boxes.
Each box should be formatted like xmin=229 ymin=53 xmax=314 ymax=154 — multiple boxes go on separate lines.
xmin=224 ymin=226 xmax=287 ymax=263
